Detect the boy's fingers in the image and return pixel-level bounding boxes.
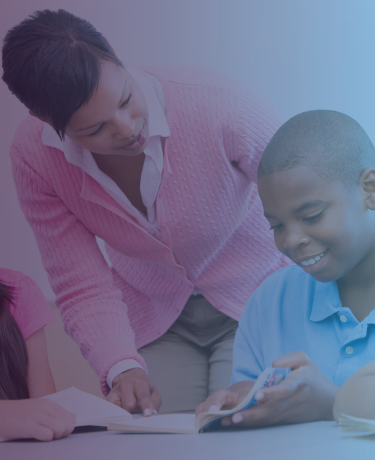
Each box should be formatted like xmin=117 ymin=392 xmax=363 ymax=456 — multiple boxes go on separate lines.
xmin=195 ymin=401 xmax=206 ymax=416
xmin=219 ymin=391 xmax=239 ymax=410
xmin=231 ymin=407 xmax=272 ymax=427
xmin=207 ymin=390 xmax=237 ymax=412
xmin=254 ymin=372 xmax=304 ymax=403
xmin=229 ymin=397 xmax=289 ymax=428
xmin=208 ymin=390 xmax=230 ymax=410
xmin=222 ymin=407 xmax=265 ymax=428
xmin=195 ymin=390 xmax=237 ymax=415
xmin=216 ymin=391 xmax=238 ymax=413
xmin=196 ymin=396 xmax=219 ymax=415
xmin=272 ymin=351 xmax=312 ymax=370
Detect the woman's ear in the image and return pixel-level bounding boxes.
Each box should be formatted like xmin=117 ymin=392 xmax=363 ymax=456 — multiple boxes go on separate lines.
xmin=360 ymin=168 xmax=375 ymax=210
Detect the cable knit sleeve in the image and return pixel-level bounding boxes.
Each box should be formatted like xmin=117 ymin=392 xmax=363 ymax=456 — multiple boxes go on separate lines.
xmin=11 ymin=143 xmax=146 ymax=395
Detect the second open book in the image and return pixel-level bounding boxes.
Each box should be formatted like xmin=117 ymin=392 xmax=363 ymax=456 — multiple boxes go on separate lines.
xmin=44 ymin=367 xmax=290 ymax=434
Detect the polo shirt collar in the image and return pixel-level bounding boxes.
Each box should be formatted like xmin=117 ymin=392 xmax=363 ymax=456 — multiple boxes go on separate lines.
xmin=309 ymin=280 xmax=342 ymax=322
xmin=308 ymin=279 xmax=375 ymax=327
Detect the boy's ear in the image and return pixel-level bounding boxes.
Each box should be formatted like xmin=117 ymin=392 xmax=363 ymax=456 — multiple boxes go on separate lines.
xmin=361 ymin=168 xmax=375 ymax=210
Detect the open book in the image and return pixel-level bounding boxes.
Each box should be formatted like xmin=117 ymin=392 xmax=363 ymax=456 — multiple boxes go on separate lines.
xmin=108 ymin=367 xmax=291 ymax=434
xmin=50 ymin=367 xmax=290 ymax=434
xmin=338 ymin=414 xmax=375 ymax=436
xmin=0 ymin=366 xmax=290 ymax=441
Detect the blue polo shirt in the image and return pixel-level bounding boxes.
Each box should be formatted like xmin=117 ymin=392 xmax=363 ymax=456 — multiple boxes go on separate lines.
xmin=231 ymin=264 xmax=375 ymax=386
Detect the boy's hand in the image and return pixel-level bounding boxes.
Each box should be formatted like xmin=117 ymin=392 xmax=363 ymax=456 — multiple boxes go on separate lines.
xmin=220 ymin=351 xmax=338 ymax=428
xmin=195 ymin=381 xmax=255 ymax=415
xmin=106 ymin=368 xmax=162 ymax=416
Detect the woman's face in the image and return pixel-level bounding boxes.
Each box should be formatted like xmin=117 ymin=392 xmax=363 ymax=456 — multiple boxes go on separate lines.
xmin=65 ymin=60 xmax=149 ymax=156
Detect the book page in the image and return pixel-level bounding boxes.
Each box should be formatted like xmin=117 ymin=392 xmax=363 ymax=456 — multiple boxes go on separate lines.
xmin=109 ymin=414 xmax=197 ymax=434
xmin=44 ymin=387 xmax=132 ymax=427
xmin=339 ymin=413 xmax=375 ymax=434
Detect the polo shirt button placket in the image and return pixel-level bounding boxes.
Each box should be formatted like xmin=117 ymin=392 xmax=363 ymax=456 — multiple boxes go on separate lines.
xmin=340 ymin=315 xmax=347 ymax=323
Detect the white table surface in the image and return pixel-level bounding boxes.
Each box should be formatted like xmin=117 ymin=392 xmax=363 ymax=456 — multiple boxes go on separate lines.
xmin=1 ymin=421 xmax=375 ymax=460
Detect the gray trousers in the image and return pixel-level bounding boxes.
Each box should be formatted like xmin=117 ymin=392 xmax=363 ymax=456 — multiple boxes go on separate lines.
xmin=138 ymin=295 xmax=238 ymax=414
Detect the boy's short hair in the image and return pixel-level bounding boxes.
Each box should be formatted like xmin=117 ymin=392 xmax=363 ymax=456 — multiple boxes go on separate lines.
xmin=257 ymin=110 xmax=375 ymax=187
xmin=2 ymin=9 xmax=123 ymax=139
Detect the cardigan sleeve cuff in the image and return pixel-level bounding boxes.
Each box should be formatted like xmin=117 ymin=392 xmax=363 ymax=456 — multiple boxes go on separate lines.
xmin=106 ymin=359 xmax=147 ymax=389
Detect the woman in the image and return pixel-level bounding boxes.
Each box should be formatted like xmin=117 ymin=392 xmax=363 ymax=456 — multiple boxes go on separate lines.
xmin=0 ymin=269 xmax=75 ymax=441
xmin=2 ymin=9 xmax=288 ymax=414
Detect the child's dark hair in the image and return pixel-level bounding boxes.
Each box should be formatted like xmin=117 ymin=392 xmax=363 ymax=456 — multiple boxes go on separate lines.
xmin=258 ymin=110 xmax=375 ymax=188
xmin=2 ymin=9 xmax=123 ymax=140
xmin=0 ymin=282 xmax=29 ymax=400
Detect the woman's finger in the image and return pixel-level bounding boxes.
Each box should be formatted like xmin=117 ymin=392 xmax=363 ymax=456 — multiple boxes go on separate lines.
xmin=135 ymin=382 xmax=155 ymax=416
xmin=115 ymin=382 xmax=140 ymax=413
xmin=106 ymin=388 xmax=123 ymax=407
xmin=150 ymin=386 xmax=162 ymax=414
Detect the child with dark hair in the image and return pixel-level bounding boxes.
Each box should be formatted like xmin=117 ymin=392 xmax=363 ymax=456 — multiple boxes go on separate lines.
xmin=2 ymin=9 xmax=289 ymax=415
xmin=196 ymin=110 xmax=375 ymax=427
xmin=0 ymin=269 xmax=75 ymax=441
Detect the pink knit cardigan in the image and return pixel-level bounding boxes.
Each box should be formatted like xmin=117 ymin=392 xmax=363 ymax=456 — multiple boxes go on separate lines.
xmin=11 ymin=66 xmax=288 ymax=394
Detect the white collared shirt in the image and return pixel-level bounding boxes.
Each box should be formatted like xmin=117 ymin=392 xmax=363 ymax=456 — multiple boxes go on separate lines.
xmin=41 ymin=67 xmax=171 ymax=387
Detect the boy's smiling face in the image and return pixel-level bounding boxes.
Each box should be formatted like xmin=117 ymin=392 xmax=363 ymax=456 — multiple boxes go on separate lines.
xmin=258 ymin=165 xmax=375 ymax=283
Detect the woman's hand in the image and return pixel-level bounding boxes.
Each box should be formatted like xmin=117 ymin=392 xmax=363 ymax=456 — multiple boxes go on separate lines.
xmin=0 ymin=399 xmax=75 ymax=441
xmin=106 ymin=368 xmax=162 ymax=416
xmin=219 ymin=352 xmax=338 ymax=428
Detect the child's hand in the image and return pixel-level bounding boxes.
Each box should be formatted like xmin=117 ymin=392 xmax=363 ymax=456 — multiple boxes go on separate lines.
xmin=0 ymin=399 xmax=76 ymax=441
xmin=195 ymin=381 xmax=255 ymax=415
xmin=220 ymin=351 xmax=338 ymax=428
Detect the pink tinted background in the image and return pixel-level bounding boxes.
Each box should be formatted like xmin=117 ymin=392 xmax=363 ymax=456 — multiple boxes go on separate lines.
xmin=1 ymin=0 xmax=375 ymax=300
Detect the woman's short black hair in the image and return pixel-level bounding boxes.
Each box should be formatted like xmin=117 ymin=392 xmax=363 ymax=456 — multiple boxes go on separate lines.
xmin=2 ymin=9 xmax=123 ymax=139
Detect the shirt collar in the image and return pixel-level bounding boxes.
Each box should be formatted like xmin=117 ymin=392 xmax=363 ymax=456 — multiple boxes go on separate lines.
xmin=41 ymin=66 xmax=170 ymax=154
xmin=308 ymin=278 xmax=375 ymax=326
xmin=309 ymin=280 xmax=342 ymax=322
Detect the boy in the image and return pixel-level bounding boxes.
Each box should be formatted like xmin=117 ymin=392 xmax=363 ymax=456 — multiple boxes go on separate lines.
xmin=196 ymin=110 xmax=375 ymax=427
